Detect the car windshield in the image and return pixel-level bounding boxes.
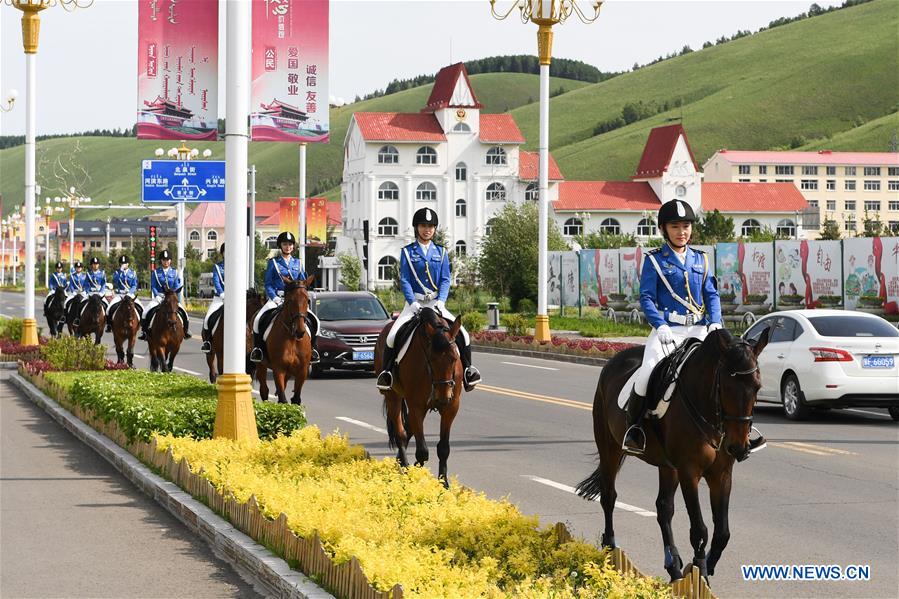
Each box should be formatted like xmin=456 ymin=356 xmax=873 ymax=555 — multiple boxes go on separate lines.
xmin=807 ymin=315 xmax=899 ymax=338
xmin=315 ymin=296 xmax=388 ymax=321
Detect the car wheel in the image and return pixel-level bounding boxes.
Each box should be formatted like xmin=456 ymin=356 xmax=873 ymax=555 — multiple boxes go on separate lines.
xmin=781 ymin=373 xmax=810 ymax=420
xmin=888 ymin=407 xmax=899 ymax=422
xmin=310 ymin=364 xmax=324 ymax=378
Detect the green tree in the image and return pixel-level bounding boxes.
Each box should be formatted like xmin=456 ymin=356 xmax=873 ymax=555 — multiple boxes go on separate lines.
xmin=337 ymin=252 xmax=362 ymax=291
xmin=818 ymin=218 xmax=842 ymax=240
xmin=693 ymin=209 xmax=735 ymax=244
xmin=742 ymin=225 xmax=779 ymax=242
xmin=861 ymin=209 xmax=884 ymax=237
xmin=477 ymin=202 xmax=569 ymax=310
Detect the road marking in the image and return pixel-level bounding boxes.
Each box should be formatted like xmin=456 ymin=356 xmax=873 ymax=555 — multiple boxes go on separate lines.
xmin=335 ymin=416 xmax=388 ymax=435
xmin=500 ymin=361 xmax=559 ymax=371
xmin=846 ymin=408 xmax=891 ymax=418
xmin=524 ymin=475 xmax=656 ymax=517
xmin=770 ymin=441 xmax=856 ymax=456
xmin=173 ymin=366 xmax=203 ymax=376
xmin=477 ymin=384 xmax=591 ymax=411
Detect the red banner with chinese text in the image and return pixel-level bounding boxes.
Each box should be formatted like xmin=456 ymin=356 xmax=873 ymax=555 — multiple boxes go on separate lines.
xmin=59 ymin=241 xmax=85 ymax=265
xmin=279 ymin=197 xmax=301 ymax=241
xmin=306 ymin=197 xmax=327 ymax=247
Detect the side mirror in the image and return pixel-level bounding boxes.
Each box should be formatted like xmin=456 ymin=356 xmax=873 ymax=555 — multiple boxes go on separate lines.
xmin=391 ymin=311 xmax=400 ymax=320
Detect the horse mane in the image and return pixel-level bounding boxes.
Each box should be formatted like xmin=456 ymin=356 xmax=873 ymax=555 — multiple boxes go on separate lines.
xmin=419 ymin=307 xmax=452 ymax=352
xmin=698 ymin=328 xmax=756 ymax=374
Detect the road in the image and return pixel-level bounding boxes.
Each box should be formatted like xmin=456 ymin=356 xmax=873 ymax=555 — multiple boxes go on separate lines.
xmin=3 ymin=290 xmax=897 ymax=598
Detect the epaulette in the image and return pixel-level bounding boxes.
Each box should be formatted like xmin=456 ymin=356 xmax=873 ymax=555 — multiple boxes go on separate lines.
xmin=692 ymin=247 xmax=706 ymax=254
xmin=648 ymin=247 xmax=663 ymax=254
xmin=403 ymin=241 xmax=417 ymax=249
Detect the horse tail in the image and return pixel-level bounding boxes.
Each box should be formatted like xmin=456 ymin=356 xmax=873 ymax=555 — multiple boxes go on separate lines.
xmin=575 ymin=467 xmax=603 ymax=501
xmin=383 ymin=397 xmax=398 ymax=450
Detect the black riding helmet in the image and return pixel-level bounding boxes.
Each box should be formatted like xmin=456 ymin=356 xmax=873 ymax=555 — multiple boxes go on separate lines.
xmin=159 ymin=249 xmax=172 ymax=261
xmin=55 ymin=261 xmax=63 ymax=269
xmin=276 ymin=231 xmax=296 ymax=250
xmin=89 ymin=256 xmax=101 ymax=266
xmin=73 ymin=260 xmax=83 ymax=269
xmin=412 ymin=207 xmax=438 ymax=229
xmin=657 ymin=200 xmax=696 ymax=242
xmin=118 ymin=255 xmax=130 ymax=265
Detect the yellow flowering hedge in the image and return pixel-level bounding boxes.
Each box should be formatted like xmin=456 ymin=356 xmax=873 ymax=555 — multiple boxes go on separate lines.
xmin=158 ymin=427 xmax=668 ymax=598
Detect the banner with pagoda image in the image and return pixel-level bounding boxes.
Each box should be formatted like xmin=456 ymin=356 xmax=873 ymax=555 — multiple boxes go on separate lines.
xmin=250 ymin=0 xmax=329 ymax=142
xmin=137 ymin=0 xmax=219 ymax=140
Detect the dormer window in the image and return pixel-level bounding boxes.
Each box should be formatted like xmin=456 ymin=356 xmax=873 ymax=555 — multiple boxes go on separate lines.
xmin=378 ymin=145 xmax=399 ymax=164
xmin=452 ymin=122 xmax=471 ymax=133
xmin=416 ymin=146 xmax=437 ymax=165
xmin=486 ymin=147 xmax=507 ymax=166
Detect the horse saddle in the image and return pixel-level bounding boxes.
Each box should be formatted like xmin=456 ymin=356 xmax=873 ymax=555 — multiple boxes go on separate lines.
xmin=617 ymin=337 xmax=702 ymax=420
xmin=393 ymin=315 xmax=421 ymax=366
xmin=79 ymin=295 xmax=107 ymax=319
xmin=208 ymin=304 xmax=225 ymax=336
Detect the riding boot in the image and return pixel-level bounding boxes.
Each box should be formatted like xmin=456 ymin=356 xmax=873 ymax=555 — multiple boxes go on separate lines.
xmin=181 ymin=311 xmax=191 ymax=339
xmin=200 ymin=326 xmax=211 ymax=353
xmin=105 ymin=305 xmax=114 ymax=332
xmin=458 ymin=339 xmax=481 ymax=392
xmin=376 ymin=345 xmax=396 ymax=392
xmin=249 ymin=332 xmax=265 ymax=363
xmin=310 ymin=334 xmax=320 ymax=364
xmin=622 ymin=388 xmax=648 ymax=455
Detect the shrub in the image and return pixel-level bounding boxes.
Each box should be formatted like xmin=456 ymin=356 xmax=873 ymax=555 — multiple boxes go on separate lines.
xmin=516 ymin=298 xmax=536 ymax=314
xmin=0 ymin=317 xmax=24 ymax=341
xmin=460 ymin=311 xmax=487 ymax=333
xmin=502 ymin=313 xmax=530 ymax=336
xmin=41 ymin=336 xmax=107 ymax=371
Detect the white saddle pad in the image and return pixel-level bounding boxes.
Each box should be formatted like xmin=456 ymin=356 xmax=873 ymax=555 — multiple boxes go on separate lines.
xmin=395 ymin=323 xmax=418 ymax=365
xmin=616 ymin=343 xmax=701 ymax=420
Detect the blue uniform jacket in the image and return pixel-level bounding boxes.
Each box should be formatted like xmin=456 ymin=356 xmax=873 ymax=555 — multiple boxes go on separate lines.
xmin=213 ymin=261 xmax=225 ymax=296
xmin=151 ymin=267 xmax=181 ymax=296
xmin=49 ymin=272 xmax=67 ymax=292
xmin=66 ymin=272 xmax=87 ymax=294
xmin=264 ymin=255 xmax=306 ymax=300
xmin=113 ymin=268 xmax=138 ymax=294
xmin=399 ymin=242 xmax=451 ymax=305
xmin=85 ymin=269 xmax=106 ymax=293
xmin=639 ymin=244 xmax=721 ymax=329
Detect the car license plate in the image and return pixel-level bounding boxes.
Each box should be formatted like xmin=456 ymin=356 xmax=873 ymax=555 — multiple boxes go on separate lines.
xmin=862 ymin=355 xmax=894 ymax=369
xmin=353 ymin=351 xmax=374 ymax=361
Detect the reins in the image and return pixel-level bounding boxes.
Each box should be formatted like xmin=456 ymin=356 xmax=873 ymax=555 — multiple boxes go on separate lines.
xmin=418 ymin=314 xmax=457 ymax=409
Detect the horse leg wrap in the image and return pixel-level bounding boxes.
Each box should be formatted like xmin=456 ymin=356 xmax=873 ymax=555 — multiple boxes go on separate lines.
xmin=600 ymin=533 xmax=616 ymax=549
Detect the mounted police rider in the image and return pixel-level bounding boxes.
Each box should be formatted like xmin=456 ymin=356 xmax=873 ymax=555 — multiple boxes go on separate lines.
xmin=249 ymin=231 xmax=320 ymax=363
xmin=376 ymin=207 xmax=481 ymax=393
xmin=105 ymin=255 xmax=142 ymax=332
xmin=64 ymin=260 xmax=87 ymax=323
xmin=70 ymin=257 xmax=107 ymax=325
xmin=200 ymin=243 xmax=226 ymax=353
xmin=622 ymin=199 xmax=766 ymax=456
xmin=139 ymin=249 xmax=191 ymax=340
xmin=44 ymin=261 xmax=68 ymax=312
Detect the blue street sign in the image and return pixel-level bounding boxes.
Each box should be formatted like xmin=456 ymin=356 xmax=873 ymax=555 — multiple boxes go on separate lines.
xmin=141 ymin=160 xmax=226 ymax=203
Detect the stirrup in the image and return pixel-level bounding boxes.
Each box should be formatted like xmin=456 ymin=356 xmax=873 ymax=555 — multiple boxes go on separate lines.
xmin=748 ymin=426 xmax=767 ymax=453
xmin=622 ymin=424 xmax=646 ymax=455
xmin=463 ymin=366 xmax=481 ymax=392
xmin=200 ymin=341 xmax=212 ymax=353
xmin=249 ymin=347 xmax=263 ymax=363
xmin=376 ymin=370 xmax=393 ymax=392
xmin=138 ymin=331 xmax=147 ymax=341
xmin=311 ymin=348 xmax=320 ymax=364
xmin=72 ymin=318 xmax=80 ymax=327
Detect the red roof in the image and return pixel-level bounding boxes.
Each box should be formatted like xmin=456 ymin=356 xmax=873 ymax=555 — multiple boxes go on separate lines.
xmin=185 ymin=202 xmax=225 ymax=227
xmin=518 ymin=150 xmax=564 ymax=181
xmin=423 ymin=63 xmax=482 ymax=112
xmin=553 ymin=181 xmax=661 ymax=211
xmin=701 ymin=182 xmax=808 ymax=213
xmin=710 ymin=149 xmax=899 ymax=167
xmin=479 ymin=114 xmax=525 ymax=144
xmin=633 ymin=124 xmax=699 ymax=179
xmin=255 ymin=201 xmax=279 ymax=219
xmin=353 ymin=112 xmax=446 ymax=142
xmin=258 ymin=201 xmax=341 ymax=227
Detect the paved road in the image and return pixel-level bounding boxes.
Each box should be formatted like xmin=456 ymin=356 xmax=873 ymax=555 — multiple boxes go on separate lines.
xmin=3 ymin=291 xmax=898 ymax=598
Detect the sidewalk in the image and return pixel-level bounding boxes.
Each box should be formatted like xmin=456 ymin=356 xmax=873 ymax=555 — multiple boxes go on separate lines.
xmin=0 ymin=372 xmax=261 ymax=599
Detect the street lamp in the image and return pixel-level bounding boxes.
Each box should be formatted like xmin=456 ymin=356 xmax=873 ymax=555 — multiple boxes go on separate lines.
xmin=10 ymin=208 xmax=23 ymax=286
xmin=53 ymin=188 xmax=91 ymax=265
xmin=491 ymin=0 xmax=603 ymax=341
xmin=1 ymin=89 xmax=17 ymax=112
xmin=7 ymin=0 xmax=93 ymax=346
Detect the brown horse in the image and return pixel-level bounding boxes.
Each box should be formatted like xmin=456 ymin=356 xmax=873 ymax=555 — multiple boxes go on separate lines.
xmin=255 ymin=276 xmax=314 ymax=404
xmin=375 ymin=307 xmax=463 ymax=488
xmin=148 ymin=288 xmax=184 ymax=373
xmin=111 ymin=295 xmax=140 ymax=367
xmin=72 ymin=293 xmax=107 ymax=344
xmin=207 ymin=288 xmax=265 ymax=383
xmin=576 ymin=328 xmax=770 ymax=583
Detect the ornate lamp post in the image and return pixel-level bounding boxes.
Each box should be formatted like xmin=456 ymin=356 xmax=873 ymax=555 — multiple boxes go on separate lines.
xmin=8 ymin=0 xmax=92 ymax=346
xmin=53 ymin=188 xmax=91 ymax=265
xmin=10 ymin=208 xmax=23 ymax=286
xmin=1 ymin=89 xmax=16 ymax=112
xmin=491 ymin=0 xmax=603 ymax=341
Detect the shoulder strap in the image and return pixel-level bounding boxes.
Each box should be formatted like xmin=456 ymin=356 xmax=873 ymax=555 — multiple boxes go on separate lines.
xmin=215 ymin=262 xmax=224 ymax=281
xmin=402 ymin=246 xmax=436 ymax=293
xmin=646 ymin=253 xmax=703 ymax=316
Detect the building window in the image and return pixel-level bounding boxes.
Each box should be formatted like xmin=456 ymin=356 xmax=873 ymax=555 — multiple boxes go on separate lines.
xmin=455 ymin=240 xmax=467 ymax=257
xmin=207 ymin=230 xmax=218 ymax=242
xmin=738 ymin=165 xmax=751 ymax=175
xmin=416 ymin=146 xmax=437 ymax=165
xmin=485 ymin=218 xmax=497 ymax=236
xmin=485 ymin=147 xmax=507 ymax=166
xmin=888 ymin=167 xmax=899 ymax=177
xmin=800 ymin=180 xmax=818 ymax=190
xmin=863 ymin=180 xmax=881 ymax=191
xmin=563 ymin=218 xmax=583 ymax=236
xmin=801 ymin=165 xmax=818 ymax=176
xmin=775 ymin=179 xmax=793 ymax=183
xmin=738 ymin=178 xmax=751 ymax=183
xmin=451 ymin=122 xmax=471 ymax=133
xmin=416 ymin=181 xmax=437 ymax=201
xmin=826 ymin=180 xmax=836 ymax=191
xmin=189 ymin=230 xmax=200 ymax=242
xmin=377 ymin=256 xmax=398 ymax=281
xmin=109 ymin=241 xmax=117 ymax=249
xmin=599 ymin=218 xmax=621 ymax=234
xmin=758 ymin=179 xmax=767 ymax=182
xmin=525 ymin=182 xmax=538 ymax=202
xmin=378 ymin=145 xmax=399 ymax=164
xmin=265 ymin=236 xmax=278 ymax=249
xmin=826 ymin=200 xmax=836 ymax=211
xmin=774 ymin=165 xmax=794 ymax=175
xmin=206 ymin=249 xmax=216 ymax=259
xmin=888 ymin=221 xmax=899 ymax=233
xmin=485 ymin=182 xmax=506 ymax=202
xmin=776 ymin=219 xmax=796 ymax=238
xmin=455 ymin=199 xmax=466 ymax=218
xmin=90 ymin=240 xmax=102 ymax=249
xmin=807 ymin=199 xmax=819 ymax=209
xmin=845 ymin=180 xmax=856 ymax=191
xmin=826 ymin=166 xmax=836 ymax=176
xmin=637 ymin=217 xmax=655 ymax=236
xmin=845 ymin=217 xmax=856 ymax=232
xmin=845 ymin=200 xmax=856 ymax=211
xmin=121 ymin=241 xmax=131 ymax=249
xmin=377 ymin=217 xmax=398 ymax=237
xmin=888 ymin=181 xmax=899 ymax=191
xmin=863 ymin=166 xmax=881 ymax=176
xmin=864 ymin=200 xmax=881 ymax=211
xmin=455 ymin=162 xmax=467 ymax=181
xmin=741 ymin=219 xmax=762 ymax=236
xmin=758 ymin=165 xmax=767 ymax=175
xmin=845 ymin=166 xmax=856 ymax=176
xmin=378 ymin=181 xmax=399 ymax=200
xmin=888 ymin=200 xmax=899 ymax=211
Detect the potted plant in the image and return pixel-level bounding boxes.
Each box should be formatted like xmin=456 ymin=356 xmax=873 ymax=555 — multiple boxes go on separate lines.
xmin=779 ymin=294 xmax=803 ymax=306
xmin=817 ymin=295 xmax=842 ymax=307
xmin=719 ymin=292 xmax=736 ymax=304
xmin=857 ymin=295 xmax=884 ymax=314
xmin=745 ymin=293 xmax=768 ymax=305
xmin=606 ymin=293 xmax=629 ymax=311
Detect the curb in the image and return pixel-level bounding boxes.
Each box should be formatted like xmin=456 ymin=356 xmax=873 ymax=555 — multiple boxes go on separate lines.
xmin=8 ymin=372 xmax=334 ymax=599
xmin=472 ymin=344 xmax=612 ymax=367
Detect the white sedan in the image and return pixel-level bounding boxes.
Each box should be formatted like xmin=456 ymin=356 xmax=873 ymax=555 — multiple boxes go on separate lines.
xmin=742 ymin=310 xmax=899 ymax=421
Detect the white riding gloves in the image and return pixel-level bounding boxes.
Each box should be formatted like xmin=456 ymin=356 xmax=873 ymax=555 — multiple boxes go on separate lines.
xmin=410 ymin=301 xmax=422 ymax=313
xmin=707 ymin=323 xmax=723 ymax=332
xmin=656 ymin=324 xmax=675 ymax=344
xmin=435 ymin=300 xmax=446 ymax=313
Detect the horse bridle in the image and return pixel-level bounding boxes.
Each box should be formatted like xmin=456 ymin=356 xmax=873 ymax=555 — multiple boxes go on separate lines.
xmin=281 ymin=283 xmax=309 ymax=339
xmin=677 ymin=340 xmax=759 ymax=451
xmin=419 ymin=318 xmax=457 ymax=408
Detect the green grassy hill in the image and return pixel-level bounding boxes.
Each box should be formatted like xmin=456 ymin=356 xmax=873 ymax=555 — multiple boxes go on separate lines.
xmin=798 ymin=111 xmax=899 ymax=152
xmin=0 ymin=73 xmax=587 ymax=218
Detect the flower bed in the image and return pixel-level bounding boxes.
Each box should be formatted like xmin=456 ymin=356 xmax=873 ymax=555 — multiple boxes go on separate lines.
xmin=473 ymin=331 xmax=637 ymax=358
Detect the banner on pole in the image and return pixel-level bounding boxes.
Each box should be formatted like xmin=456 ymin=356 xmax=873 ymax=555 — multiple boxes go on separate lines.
xmin=137 ymin=0 xmax=218 ymax=140
xmin=843 ymin=236 xmax=899 ymax=313
xmin=306 ymin=197 xmax=328 ymax=247
xmin=60 ymin=241 xmax=84 ymax=264
xmin=251 ymin=0 xmax=330 ymax=142
xmin=279 ymin=197 xmax=301 ymax=241
xmin=561 ymin=252 xmax=579 ymax=307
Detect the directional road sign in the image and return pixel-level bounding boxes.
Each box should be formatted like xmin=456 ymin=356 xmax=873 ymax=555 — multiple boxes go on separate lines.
xmin=141 ymin=160 xmax=226 ymax=203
